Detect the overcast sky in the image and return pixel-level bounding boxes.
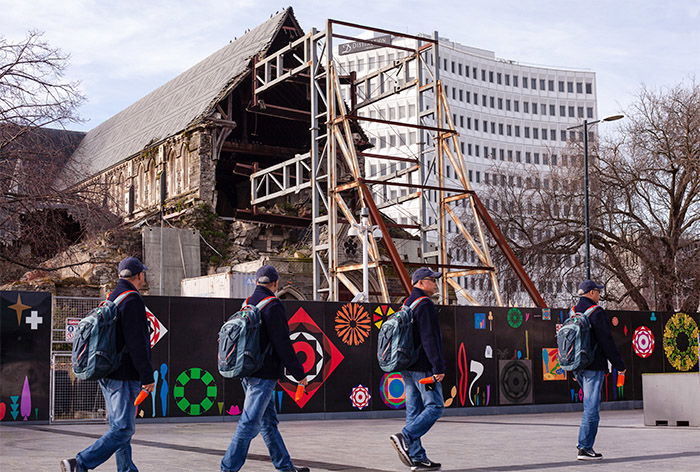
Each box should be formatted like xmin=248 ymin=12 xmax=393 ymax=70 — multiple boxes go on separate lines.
xmin=2 ymin=0 xmax=698 ymax=134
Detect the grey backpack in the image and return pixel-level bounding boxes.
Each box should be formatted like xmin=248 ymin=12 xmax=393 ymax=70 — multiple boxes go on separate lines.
xmin=556 ymin=305 xmax=598 ymax=371
xmin=377 ymin=297 xmax=429 ymax=372
xmin=72 ymin=290 xmax=137 ymax=381
xmin=218 ymin=296 xmax=276 ymax=378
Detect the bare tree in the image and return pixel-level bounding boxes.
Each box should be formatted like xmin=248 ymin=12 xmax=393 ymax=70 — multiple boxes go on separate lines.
xmin=594 ymin=81 xmax=700 ymax=311
xmin=0 ymin=31 xmax=117 ymax=280
xmin=467 ymin=81 xmax=700 ymax=311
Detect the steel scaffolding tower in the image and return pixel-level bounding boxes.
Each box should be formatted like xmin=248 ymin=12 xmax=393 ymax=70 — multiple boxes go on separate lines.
xmin=250 ymin=19 xmax=545 ymax=307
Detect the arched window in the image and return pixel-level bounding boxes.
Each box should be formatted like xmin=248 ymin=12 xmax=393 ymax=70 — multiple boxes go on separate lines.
xmin=104 ymin=174 xmax=114 ymax=210
xmin=181 ymin=143 xmax=189 ymax=190
xmin=135 ymin=163 xmax=143 ymax=207
xmin=164 ymin=148 xmax=173 ymax=199
xmin=115 ymin=172 xmax=124 ymax=214
xmin=173 ymin=146 xmax=183 ymax=195
xmin=145 ymin=158 xmax=156 ymax=206
xmin=277 ymin=286 xmax=306 ymax=301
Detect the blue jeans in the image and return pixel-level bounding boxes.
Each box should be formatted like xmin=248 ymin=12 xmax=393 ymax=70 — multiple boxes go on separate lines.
xmin=221 ymin=377 xmax=295 ymax=472
xmin=401 ymin=371 xmax=444 ymax=462
xmin=576 ymin=370 xmax=604 ymax=450
xmin=76 ymin=379 xmax=141 ymax=472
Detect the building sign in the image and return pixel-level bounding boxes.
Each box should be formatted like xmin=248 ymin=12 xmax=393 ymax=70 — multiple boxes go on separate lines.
xmin=65 ymin=318 xmax=81 ymax=342
xmin=339 ymin=35 xmax=392 ymax=55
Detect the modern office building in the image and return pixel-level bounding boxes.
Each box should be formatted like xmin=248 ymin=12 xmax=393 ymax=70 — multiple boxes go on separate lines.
xmin=336 ymin=34 xmax=597 ymax=305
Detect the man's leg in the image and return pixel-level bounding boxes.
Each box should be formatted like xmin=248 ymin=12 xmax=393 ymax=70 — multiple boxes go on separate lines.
xmin=402 ymin=371 xmax=427 ymax=462
xmin=259 ymin=386 xmax=295 ymax=472
xmin=577 ymin=370 xmax=604 ymax=451
xmin=402 ymin=371 xmax=443 ymax=462
xmin=76 ymin=379 xmax=139 ymax=471
xmin=221 ymin=378 xmax=275 ymax=472
xmin=114 ymin=381 xmax=142 ymax=471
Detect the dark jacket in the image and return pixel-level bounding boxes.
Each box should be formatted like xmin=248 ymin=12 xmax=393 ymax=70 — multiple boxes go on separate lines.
xmin=574 ymin=296 xmax=625 ymax=372
xmin=406 ymin=287 xmax=446 ymax=374
xmin=106 ymin=278 xmax=154 ymax=385
xmin=247 ymin=285 xmax=305 ymax=381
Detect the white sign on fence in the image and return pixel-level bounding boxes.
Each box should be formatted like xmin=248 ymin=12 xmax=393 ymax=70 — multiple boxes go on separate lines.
xmin=65 ymin=318 xmax=81 ymax=342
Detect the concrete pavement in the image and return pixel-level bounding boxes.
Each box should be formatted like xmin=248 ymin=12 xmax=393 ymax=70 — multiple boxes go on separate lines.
xmin=1 ymin=409 xmax=698 ymax=471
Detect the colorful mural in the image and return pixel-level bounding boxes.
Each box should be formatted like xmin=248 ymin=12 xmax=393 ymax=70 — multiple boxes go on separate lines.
xmin=279 ymin=307 xmax=344 ymax=408
xmin=350 ymin=384 xmax=371 ymax=410
xmin=335 ymin=303 xmax=371 ymax=346
xmin=379 ymin=372 xmax=406 ymax=409
xmin=1 ymin=291 xmax=51 ymax=422
xmin=542 ymin=348 xmax=566 ymax=381
xmin=663 ymin=313 xmax=699 ymax=371
xmin=1 ymin=291 xmax=699 ymax=422
xmin=632 ymin=326 xmax=655 ymax=358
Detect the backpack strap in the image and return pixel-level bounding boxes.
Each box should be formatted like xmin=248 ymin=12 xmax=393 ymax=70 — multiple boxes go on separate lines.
xmin=409 ymin=296 xmax=429 ymax=311
xmin=255 ymin=296 xmax=277 ymax=310
xmin=113 ymin=290 xmax=138 ymax=306
xmin=253 ymin=296 xmax=277 ymax=359
xmin=582 ymin=305 xmax=599 ymax=317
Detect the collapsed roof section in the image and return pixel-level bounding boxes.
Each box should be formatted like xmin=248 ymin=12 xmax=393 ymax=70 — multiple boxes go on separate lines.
xmin=58 ymin=8 xmax=303 ymax=188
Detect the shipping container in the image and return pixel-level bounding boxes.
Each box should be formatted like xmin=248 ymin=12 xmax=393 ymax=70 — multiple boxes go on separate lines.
xmin=180 ymin=271 xmax=257 ymax=298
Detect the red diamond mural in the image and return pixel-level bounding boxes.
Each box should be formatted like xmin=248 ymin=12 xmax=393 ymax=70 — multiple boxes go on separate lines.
xmin=145 ymin=306 xmax=168 ymax=348
xmin=280 ymin=307 xmax=344 ymax=408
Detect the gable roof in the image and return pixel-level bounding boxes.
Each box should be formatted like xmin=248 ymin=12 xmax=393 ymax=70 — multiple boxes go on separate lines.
xmin=60 ymin=8 xmax=301 ymax=187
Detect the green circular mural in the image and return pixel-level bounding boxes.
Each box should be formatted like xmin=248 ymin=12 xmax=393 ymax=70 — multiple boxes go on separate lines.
xmin=173 ymin=368 xmax=218 ymax=415
xmin=507 ymin=308 xmax=523 ymax=328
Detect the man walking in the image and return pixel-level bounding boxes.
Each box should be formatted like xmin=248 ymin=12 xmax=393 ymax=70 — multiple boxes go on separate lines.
xmin=221 ymin=265 xmax=309 ymax=472
xmin=573 ymin=279 xmax=625 ymax=461
xmin=62 ymin=257 xmax=155 ymax=472
xmin=390 ymin=267 xmax=445 ymax=471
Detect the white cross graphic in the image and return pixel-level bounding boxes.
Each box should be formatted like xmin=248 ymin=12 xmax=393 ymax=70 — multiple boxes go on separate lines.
xmin=25 ymin=311 xmax=43 ymax=330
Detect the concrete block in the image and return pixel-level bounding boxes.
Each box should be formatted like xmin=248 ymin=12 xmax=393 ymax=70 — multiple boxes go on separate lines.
xmin=142 ymin=227 xmax=201 ymax=296
xmin=642 ymin=372 xmax=700 ymax=427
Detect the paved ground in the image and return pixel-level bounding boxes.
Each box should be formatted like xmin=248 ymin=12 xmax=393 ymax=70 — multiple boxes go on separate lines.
xmin=1 ymin=409 xmax=698 ymax=471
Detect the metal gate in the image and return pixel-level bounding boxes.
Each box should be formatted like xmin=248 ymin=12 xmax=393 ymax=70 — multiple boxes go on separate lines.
xmin=50 ymin=296 xmax=106 ymax=423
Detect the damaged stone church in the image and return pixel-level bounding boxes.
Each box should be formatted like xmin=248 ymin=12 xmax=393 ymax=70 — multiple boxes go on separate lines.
xmin=65 ymin=8 xmax=313 ymax=225
xmin=13 ymin=8 xmax=411 ymax=300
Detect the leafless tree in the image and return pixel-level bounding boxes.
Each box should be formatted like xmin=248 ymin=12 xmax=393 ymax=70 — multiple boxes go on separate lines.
xmin=466 ymin=81 xmax=700 ymax=311
xmin=595 ymin=81 xmax=700 ymax=311
xmin=0 ymin=31 xmax=117 ymax=280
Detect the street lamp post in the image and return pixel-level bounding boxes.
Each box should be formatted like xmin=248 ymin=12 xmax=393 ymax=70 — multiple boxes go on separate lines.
xmin=567 ymin=114 xmax=624 ymax=280
xmin=349 ymin=208 xmax=382 ymax=302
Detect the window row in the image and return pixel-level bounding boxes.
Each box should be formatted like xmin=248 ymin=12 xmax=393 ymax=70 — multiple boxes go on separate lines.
xmin=358 ymin=104 xmax=417 ymax=121
xmin=452 ymin=116 xmax=594 ymax=143
xmin=340 ymin=51 xmax=409 ymax=73
xmin=444 ymin=85 xmax=594 ymax=119
xmin=431 ymin=54 xmax=593 ymax=94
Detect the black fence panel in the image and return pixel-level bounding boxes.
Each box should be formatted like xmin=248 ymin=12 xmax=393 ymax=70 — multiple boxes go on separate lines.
xmin=1 ymin=291 xmax=697 ymax=423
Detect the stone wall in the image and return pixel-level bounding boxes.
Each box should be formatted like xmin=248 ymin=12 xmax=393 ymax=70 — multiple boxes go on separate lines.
xmin=82 ymin=127 xmax=211 ymax=221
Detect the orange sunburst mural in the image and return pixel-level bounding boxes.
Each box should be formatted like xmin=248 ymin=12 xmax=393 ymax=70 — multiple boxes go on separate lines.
xmin=335 ymin=303 xmax=371 ymax=346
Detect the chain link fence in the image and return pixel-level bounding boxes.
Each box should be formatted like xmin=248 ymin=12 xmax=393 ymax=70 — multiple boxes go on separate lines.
xmin=51 ymin=296 xmax=106 ymax=423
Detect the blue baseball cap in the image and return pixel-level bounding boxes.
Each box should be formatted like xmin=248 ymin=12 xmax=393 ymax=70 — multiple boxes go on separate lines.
xmin=255 ymin=264 xmax=279 ymax=284
xmin=118 ymin=257 xmax=148 ymax=277
xmin=577 ymin=279 xmax=604 ymax=295
xmin=412 ymin=267 xmax=442 ymax=285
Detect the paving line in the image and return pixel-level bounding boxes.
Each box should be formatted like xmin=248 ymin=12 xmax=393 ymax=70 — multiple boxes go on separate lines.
xmin=442 ymin=451 xmax=700 ymax=471
xmin=438 ymin=418 xmax=697 ymax=430
xmin=24 ymin=426 xmax=392 ymax=472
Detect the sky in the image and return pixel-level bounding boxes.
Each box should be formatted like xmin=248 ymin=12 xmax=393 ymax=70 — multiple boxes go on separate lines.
xmin=2 ymin=0 xmax=698 ymax=134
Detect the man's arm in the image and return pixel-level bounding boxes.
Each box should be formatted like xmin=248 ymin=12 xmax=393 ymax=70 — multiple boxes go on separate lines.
xmin=591 ymin=309 xmax=625 ymax=371
xmin=264 ymin=302 xmax=306 ymax=381
xmin=416 ymin=302 xmax=446 ymax=375
xmin=120 ymin=297 xmax=154 ymax=385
